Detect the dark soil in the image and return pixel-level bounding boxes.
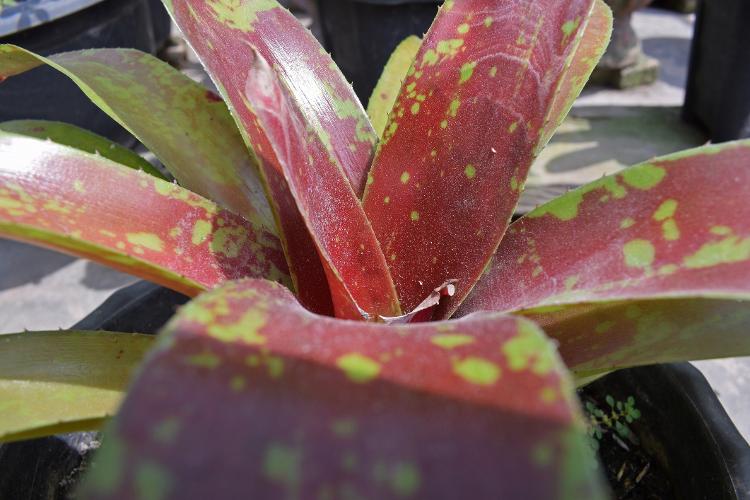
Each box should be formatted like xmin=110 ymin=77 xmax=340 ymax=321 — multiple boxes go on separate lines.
xmin=579 ymin=389 xmax=674 ymax=499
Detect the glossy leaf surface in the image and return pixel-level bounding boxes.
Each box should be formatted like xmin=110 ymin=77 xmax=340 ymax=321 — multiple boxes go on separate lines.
xmin=0 ymin=120 xmax=165 ymax=179
xmin=163 ymin=0 xmax=377 ymax=195
xmin=367 ymin=35 xmax=422 ymax=138
xmin=242 ymin=50 xmax=400 ymax=319
xmin=0 ymin=331 xmax=153 ymax=443
xmin=0 ymin=133 xmax=290 ymax=297
xmin=363 ymin=0 xmax=609 ymax=317
xmin=81 ymin=279 xmax=604 ymax=500
xmin=459 ymin=141 xmax=750 ymax=376
xmin=0 ymin=45 xmax=275 ymax=230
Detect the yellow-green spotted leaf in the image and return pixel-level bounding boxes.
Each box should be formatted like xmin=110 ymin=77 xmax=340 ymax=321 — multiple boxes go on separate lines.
xmin=0 ymin=45 xmax=275 ymax=231
xmin=80 ymin=278 xmax=605 ymax=499
xmin=367 ymin=35 xmax=422 ymax=138
xmin=460 ymin=141 xmax=750 ymax=380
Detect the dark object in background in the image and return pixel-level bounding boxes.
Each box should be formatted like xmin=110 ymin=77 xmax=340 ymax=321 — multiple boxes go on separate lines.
xmin=0 ymin=281 xmax=188 ymax=500
xmin=683 ymin=0 xmax=750 ymax=141
xmin=583 ymin=363 xmax=750 ymax=499
xmin=652 ymin=0 xmax=697 ymax=13
xmin=318 ymin=0 xmax=440 ymax=104
xmin=0 ymin=0 xmax=172 ymax=146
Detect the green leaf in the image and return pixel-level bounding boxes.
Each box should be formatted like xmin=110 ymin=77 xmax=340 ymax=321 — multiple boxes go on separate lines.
xmin=361 ymin=0 xmax=611 ymax=317
xmin=459 ymin=141 xmax=750 ymax=379
xmin=0 ymin=132 xmax=291 ymax=297
xmin=0 ymin=45 xmax=275 ymax=231
xmin=0 ymin=120 xmax=166 ymax=179
xmin=80 ymin=278 xmax=605 ymax=499
xmin=0 ymin=331 xmax=153 ymax=443
xmin=367 ymin=35 xmax=422 ymax=138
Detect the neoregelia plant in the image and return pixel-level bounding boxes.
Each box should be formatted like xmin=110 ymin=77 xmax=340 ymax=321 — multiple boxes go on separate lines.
xmin=0 ymin=0 xmax=748 ymax=498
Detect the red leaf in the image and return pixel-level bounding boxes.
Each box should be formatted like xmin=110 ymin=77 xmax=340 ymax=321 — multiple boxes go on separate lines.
xmin=243 ymin=50 xmax=400 ymax=319
xmin=362 ymin=0 xmax=608 ymax=318
xmin=164 ymin=0 xmax=377 ymax=195
xmin=460 ymin=141 xmax=750 ymax=313
xmin=80 ymin=278 xmax=604 ymax=499
xmin=0 ymin=133 xmax=289 ymax=296
xmin=458 ymin=141 xmax=750 ymax=377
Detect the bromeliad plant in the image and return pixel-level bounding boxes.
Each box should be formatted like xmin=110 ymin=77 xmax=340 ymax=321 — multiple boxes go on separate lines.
xmin=1 ymin=0 xmax=749 ymax=497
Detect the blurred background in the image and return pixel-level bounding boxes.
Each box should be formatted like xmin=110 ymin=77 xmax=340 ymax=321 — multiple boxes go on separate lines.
xmin=0 ymin=0 xmax=748 ymax=441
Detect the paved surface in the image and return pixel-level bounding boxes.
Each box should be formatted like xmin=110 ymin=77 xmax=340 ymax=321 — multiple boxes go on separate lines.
xmin=0 ymin=7 xmax=747 ymax=441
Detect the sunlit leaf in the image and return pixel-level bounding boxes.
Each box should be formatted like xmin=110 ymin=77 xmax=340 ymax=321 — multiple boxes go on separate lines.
xmin=0 ymin=120 xmax=165 ymax=179
xmin=0 ymin=331 xmax=153 ymax=443
xmin=163 ymin=0 xmax=377 ymax=195
xmin=459 ymin=141 xmax=750 ymax=378
xmin=0 ymin=45 xmax=275 ymax=230
xmin=367 ymin=35 xmax=422 ymax=138
xmin=362 ymin=0 xmax=611 ymax=318
xmin=0 ymin=133 xmax=290 ymax=296
xmin=80 ymin=279 xmax=605 ymax=499
xmin=241 ymin=50 xmax=400 ymax=319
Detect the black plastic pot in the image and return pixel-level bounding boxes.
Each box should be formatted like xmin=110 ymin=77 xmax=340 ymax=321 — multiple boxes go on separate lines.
xmin=584 ymin=363 xmax=750 ymax=499
xmin=318 ymin=0 xmax=441 ymax=103
xmin=2 ymin=282 xmax=749 ymax=498
xmin=0 ymin=282 xmax=187 ymax=500
xmin=683 ymin=0 xmax=750 ymax=141
xmin=0 ymin=0 xmax=172 ymax=146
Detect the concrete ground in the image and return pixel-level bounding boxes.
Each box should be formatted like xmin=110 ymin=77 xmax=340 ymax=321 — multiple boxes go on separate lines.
xmin=0 ymin=7 xmax=747 ymax=441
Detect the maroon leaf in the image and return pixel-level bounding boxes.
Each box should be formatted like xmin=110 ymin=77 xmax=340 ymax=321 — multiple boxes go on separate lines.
xmin=362 ymin=0 xmax=610 ymax=318
xmin=80 ymin=278 xmax=604 ymax=499
xmin=242 ymin=50 xmax=400 ymax=319
xmin=458 ymin=141 xmax=750 ymax=377
xmin=0 ymin=133 xmax=289 ymax=296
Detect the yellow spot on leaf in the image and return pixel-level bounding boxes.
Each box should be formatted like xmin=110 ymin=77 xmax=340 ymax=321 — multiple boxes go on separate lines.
xmin=457 ymin=23 xmax=469 ymax=34
xmin=464 ymin=164 xmax=476 ymax=179
xmin=410 ymin=210 xmax=420 ymax=221
xmin=191 ymin=220 xmax=212 ymax=245
xmin=126 ymin=232 xmax=164 ymax=252
xmin=620 ymin=218 xmax=635 ymax=229
xmin=73 ymin=180 xmax=86 ymax=194
xmin=653 ymin=199 xmax=678 ymax=221
xmin=453 ymin=357 xmax=500 ymax=385
xmin=623 ymin=239 xmax=655 ymax=268
xmin=662 ymin=219 xmax=680 ymax=241
xmin=459 ymin=61 xmax=476 ymax=84
xmin=431 ymin=334 xmax=474 ymax=349
xmin=337 ymin=353 xmax=382 ymax=383
xmin=400 ymin=171 xmax=410 ymax=184
xmin=502 ymin=322 xmax=555 ymax=375
xmin=210 ymin=226 xmax=248 ymax=258
xmin=684 ymin=236 xmax=750 ymax=268
xmin=711 ymin=225 xmax=732 ymax=236
xmin=621 ymin=164 xmax=666 ymax=190
xmin=448 ymin=98 xmax=460 ymax=117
